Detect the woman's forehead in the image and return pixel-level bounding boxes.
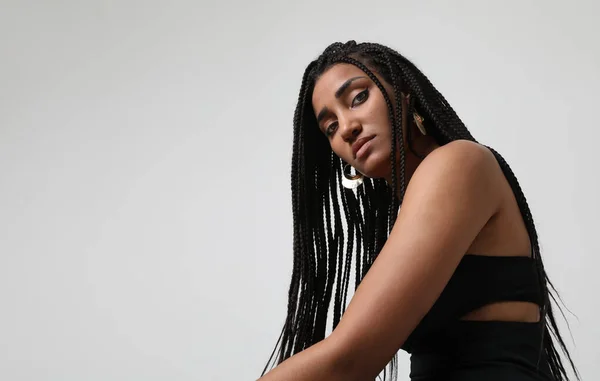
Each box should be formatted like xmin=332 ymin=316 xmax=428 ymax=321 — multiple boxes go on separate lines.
xmin=315 ymin=64 xmax=365 ymax=90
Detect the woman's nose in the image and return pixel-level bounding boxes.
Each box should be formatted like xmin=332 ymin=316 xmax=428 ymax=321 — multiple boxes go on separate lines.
xmin=340 ymin=119 xmax=362 ymax=142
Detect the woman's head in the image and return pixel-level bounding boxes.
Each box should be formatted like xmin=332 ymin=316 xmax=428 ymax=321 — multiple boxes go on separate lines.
xmin=311 ymin=62 xmax=398 ymax=180
xmin=298 ymin=41 xmax=474 ymax=203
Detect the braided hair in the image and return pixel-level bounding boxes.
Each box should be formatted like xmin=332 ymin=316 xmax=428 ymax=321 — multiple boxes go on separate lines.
xmin=262 ymin=41 xmax=578 ymax=381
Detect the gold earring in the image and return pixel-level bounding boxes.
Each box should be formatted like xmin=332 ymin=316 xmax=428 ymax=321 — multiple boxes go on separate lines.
xmin=341 ymin=164 xmax=364 ymax=189
xmin=413 ymin=112 xmax=427 ymax=135
xmin=401 ymin=92 xmax=427 ymax=135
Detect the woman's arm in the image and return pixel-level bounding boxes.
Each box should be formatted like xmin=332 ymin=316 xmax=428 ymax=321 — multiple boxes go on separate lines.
xmin=259 ymin=141 xmax=504 ymax=381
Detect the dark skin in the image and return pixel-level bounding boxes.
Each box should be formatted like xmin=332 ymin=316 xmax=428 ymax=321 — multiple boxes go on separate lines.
xmin=313 ymin=64 xmax=437 ymax=184
xmin=259 ymin=63 xmax=538 ymax=381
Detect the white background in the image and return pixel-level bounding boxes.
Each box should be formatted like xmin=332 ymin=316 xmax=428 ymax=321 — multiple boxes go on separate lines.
xmin=1 ymin=0 xmax=598 ymax=380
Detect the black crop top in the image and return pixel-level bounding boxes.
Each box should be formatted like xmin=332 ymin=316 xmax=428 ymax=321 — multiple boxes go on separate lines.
xmin=402 ymin=254 xmax=543 ymax=353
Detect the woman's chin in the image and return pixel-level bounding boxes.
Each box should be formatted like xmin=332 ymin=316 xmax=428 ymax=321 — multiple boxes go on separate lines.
xmin=357 ymin=153 xmax=390 ymax=179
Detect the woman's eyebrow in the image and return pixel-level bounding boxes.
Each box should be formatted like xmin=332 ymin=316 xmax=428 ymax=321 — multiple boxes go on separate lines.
xmin=316 ymin=76 xmax=367 ymax=124
xmin=334 ymin=76 xmax=366 ymax=98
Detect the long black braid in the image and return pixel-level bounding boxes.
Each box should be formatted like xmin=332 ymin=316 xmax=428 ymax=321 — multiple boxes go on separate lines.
xmin=262 ymin=41 xmax=578 ymax=381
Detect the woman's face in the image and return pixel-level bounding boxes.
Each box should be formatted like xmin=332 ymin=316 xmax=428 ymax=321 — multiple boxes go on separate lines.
xmin=311 ymin=63 xmax=398 ymax=180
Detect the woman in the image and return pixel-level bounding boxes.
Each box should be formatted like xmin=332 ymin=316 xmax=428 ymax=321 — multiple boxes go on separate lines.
xmin=259 ymin=41 xmax=577 ymax=381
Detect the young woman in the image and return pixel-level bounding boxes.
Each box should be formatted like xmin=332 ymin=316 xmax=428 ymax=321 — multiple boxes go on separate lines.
xmin=259 ymin=41 xmax=577 ymax=381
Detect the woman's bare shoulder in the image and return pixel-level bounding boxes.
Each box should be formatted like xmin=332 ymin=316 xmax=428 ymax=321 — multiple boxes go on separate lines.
xmin=406 ymin=139 xmax=502 ymax=202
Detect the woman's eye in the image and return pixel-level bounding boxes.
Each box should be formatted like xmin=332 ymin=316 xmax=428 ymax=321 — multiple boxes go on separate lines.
xmin=352 ymin=89 xmax=369 ymax=107
xmin=325 ymin=122 xmax=338 ymax=136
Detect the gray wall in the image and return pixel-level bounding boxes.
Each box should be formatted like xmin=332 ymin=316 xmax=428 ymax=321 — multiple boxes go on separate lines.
xmin=1 ymin=0 xmax=597 ymax=380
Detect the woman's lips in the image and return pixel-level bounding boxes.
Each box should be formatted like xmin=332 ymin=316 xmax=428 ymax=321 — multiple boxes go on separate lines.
xmin=354 ymin=136 xmax=375 ymax=160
